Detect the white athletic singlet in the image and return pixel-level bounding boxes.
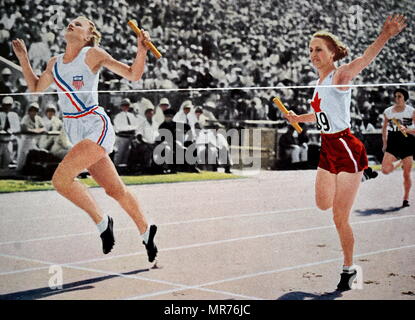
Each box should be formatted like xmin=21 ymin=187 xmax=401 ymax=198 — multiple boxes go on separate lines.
xmin=52 ymin=46 xmax=115 ymax=153
xmin=383 ymin=105 xmax=415 ymax=132
xmin=53 ymin=46 xmax=99 ymax=114
xmin=311 ymin=70 xmax=351 ymax=134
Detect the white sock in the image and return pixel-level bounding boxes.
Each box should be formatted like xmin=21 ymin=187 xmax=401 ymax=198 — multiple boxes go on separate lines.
xmin=141 ymin=226 xmax=150 ymax=244
xmin=342 ymin=265 xmax=357 ymax=273
xmin=97 ymin=215 xmax=109 ymax=234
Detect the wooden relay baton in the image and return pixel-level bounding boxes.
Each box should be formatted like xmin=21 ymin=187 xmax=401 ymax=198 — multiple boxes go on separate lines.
xmin=128 ymin=20 xmax=162 ymax=59
xmin=392 ymin=118 xmax=408 ymax=137
xmin=273 ymin=97 xmax=303 ymax=134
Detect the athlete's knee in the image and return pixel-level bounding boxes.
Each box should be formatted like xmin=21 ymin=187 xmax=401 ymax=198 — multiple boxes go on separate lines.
xmin=316 ymin=194 xmax=332 ymax=211
xmin=51 ymin=172 xmax=61 ymax=190
xmin=105 ymin=184 xmax=127 ymax=200
xmin=316 ymin=200 xmax=332 ymax=211
xmin=51 ymin=169 xmax=71 ymax=192
xmin=381 ymin=165 xmax=393 ymax=175
xmin=333 ymin=214 xmax=349 ymax=229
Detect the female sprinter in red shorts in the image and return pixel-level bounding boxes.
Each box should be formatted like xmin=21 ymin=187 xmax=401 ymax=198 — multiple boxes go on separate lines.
xmin=12 ymin=17 xmax=158 ymax=263
xmin=285 ymin=14 xmax=407 ymax=290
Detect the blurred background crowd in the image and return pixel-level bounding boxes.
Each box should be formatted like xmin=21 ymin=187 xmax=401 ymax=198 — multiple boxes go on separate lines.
xmin=0 ymin=0 xmax=413 ymax=177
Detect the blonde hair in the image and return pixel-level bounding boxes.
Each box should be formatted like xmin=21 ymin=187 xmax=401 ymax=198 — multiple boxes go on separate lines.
xmin=312 ymin=31 xmax=348 ymax=61
xmin=77 ymin=16 xmax=101 ymax=47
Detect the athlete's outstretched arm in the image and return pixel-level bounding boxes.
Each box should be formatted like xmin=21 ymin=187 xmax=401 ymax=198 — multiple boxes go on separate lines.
xmin=11 ymin=39 xmax=55 ymax=92
xmin=285 ymin=111 xmax=316 ymax=123
xmin=335 ymin=14 xmax=407 ymax=85
xmin=88 ymin=29 xmax=151 ymax=81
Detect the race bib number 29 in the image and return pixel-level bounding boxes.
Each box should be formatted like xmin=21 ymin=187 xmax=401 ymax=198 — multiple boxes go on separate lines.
xmin=316 ymin=111 xmax=331 ymax=132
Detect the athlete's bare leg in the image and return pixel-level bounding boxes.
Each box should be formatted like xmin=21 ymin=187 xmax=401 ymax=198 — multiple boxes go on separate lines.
xmin=52 ymin=139 xmax=107 ymax=224
xmin=315 ymin=167 xmax=336 ymax=211
xmin=381 ymin=152 xmax=402 ymax=174
xmin=88 ymin=155 xmax=149 ymax=234
xmin=332 ymin=171 xmax=363 ymax=267
xmin=402 ymin=156 xmax=413 ymax=201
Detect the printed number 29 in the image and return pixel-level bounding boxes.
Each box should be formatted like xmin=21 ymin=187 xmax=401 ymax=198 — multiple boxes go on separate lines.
xmin=316 ymin=112 xmax=330 ymax=131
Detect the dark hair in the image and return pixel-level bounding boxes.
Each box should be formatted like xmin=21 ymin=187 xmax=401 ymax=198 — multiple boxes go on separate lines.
xmin=312 ymin=31 xmax=348 ymax=61
xmin=394 ymin=88 xmax=409 ymax=101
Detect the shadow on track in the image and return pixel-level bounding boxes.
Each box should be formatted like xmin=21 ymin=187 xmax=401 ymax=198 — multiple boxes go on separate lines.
xmin=355 ymin=207 xmax=403 ymax=216
xmin=0 ymin=268 xmax=150 ymax=300
xmin=276 ymin=290 xmax=343 ymax=300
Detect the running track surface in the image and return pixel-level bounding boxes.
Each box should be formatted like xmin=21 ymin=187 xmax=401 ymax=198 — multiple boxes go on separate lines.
xmin=0 ymin=169 xmax=414 ymax=300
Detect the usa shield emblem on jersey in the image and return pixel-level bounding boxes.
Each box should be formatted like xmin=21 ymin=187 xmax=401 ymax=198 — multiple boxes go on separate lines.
xmin=72 ymin=75 xmax=84 ymax=90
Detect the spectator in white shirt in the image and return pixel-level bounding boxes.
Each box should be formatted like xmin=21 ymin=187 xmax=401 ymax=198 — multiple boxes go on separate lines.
xmin=137 ymin=108 xmax=160 ymax=144
xmin=153 ymin=97 xmax=171 ymax=126
xmin=131 ymin=108 xmax=160 ymax=172
xmin=40 ymin=105 xmax=72 ymax=160
xmin=0 ymin=9 xmax=16 ymax=30
xmin=195 ymin=122 xmax=218 ymax=170
xmin=195 ymin=122 xmax=232 ymax=173
xmin=17 ymin=102 xmax=45 ymax=171
xmin=194 ymin=107 xmax=209 ymax=128
xmin=173 ymin=100 xmax=198 ymax=143
xmin=0 ymin=96 xmax=21 ymax=168
xmin=157 ymin=72 xmax=177 ymax=90
xmin=38 ymin=104 xmax=63 ymax=151
xmin=113 ymin=98 xmax=144 ymax=166
xmin=202 ymin=101 xmax=219 ymax=123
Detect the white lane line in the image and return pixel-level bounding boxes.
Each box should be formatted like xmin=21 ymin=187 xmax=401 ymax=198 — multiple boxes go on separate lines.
xmin=0 ymin=175 xmax=316 ymax=223
xmin=125 ymin=244 xmax=415 ymax=300
xmin=60 ymin=264 xmax=263 ymax=300
xmin=1 ymin=212 xmax=85 ymax=223
xmin=0 ymin=185 xmax=314 ymax=223
xmin=0 ymin=207 xmax=315 ymax=246
xmin=0 ymin=252 xmax=262 ymax=300
xmin=0 ymin=266 xmax=50 ymax=276
xmin=2 ymin=201 xmax=412 ymax=246
xmin=199 ymin=244 xmax=415 ymax=288
xmin=3 ymin=243 xmax=415 ymax=300
xmin=66 ymin=214 xmax=415 ymax=266
xmin=1 ymin=214 xmax=414 ymax=275
xmin=122 ymin=285 xmax=261 ymax=301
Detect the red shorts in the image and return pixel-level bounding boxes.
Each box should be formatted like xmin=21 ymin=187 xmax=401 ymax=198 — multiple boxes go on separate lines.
xmin=319 ymin=128 xmax=368 ymax=174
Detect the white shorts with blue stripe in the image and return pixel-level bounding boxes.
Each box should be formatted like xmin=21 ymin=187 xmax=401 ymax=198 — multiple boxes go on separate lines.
xmin=63 ymin=106 xmax=115 ymax=154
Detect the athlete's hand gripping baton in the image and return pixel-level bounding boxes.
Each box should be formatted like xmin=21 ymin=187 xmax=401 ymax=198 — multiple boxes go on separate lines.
xmin=128 ymin=20 xmax=162 ymax=59
xmin=392 ymin=118 xmax=408 ymax=137
xmin=273 ymin=97 xmax=303 ymax=134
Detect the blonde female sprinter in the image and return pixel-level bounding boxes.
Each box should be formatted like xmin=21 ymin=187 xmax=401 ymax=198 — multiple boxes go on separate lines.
xmin=12 ymin=17 xmax=158 ymax=263
xmin=285 ymin=14 xmax=407 ymax=290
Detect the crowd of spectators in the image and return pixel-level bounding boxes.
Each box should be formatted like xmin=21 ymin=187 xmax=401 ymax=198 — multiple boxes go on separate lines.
xmin=0 ymin=95 xmax=71 ymax=173
xmin=0 ymin=94 xmax=232 ymax=176
xmin=1 ymin=0 xmax=414 ymax=124
xmin=0 ymin=0 xmax=413 ymax=176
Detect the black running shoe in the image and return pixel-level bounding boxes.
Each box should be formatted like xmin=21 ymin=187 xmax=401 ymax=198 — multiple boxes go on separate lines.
xmin=402 ymin=200 xmax=410 ymax=208
xmin=100 ymin=216 xmax=115 ymax=254
xmin=336 ymin=269 xmax=357 ymax=291
xmin=362 ymin=167 xmax=378 ymax=181
xmin=143 ymin=224 xmax=158 ymax=263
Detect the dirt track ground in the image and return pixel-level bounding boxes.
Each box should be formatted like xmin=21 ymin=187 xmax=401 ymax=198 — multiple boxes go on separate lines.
xmin=0 ymin=169 xmax=414 ymax=300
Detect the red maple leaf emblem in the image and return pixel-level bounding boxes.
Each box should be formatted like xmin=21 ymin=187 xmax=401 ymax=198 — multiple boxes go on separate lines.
xmin=311 ymin=92 xmax=322 ymax=112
